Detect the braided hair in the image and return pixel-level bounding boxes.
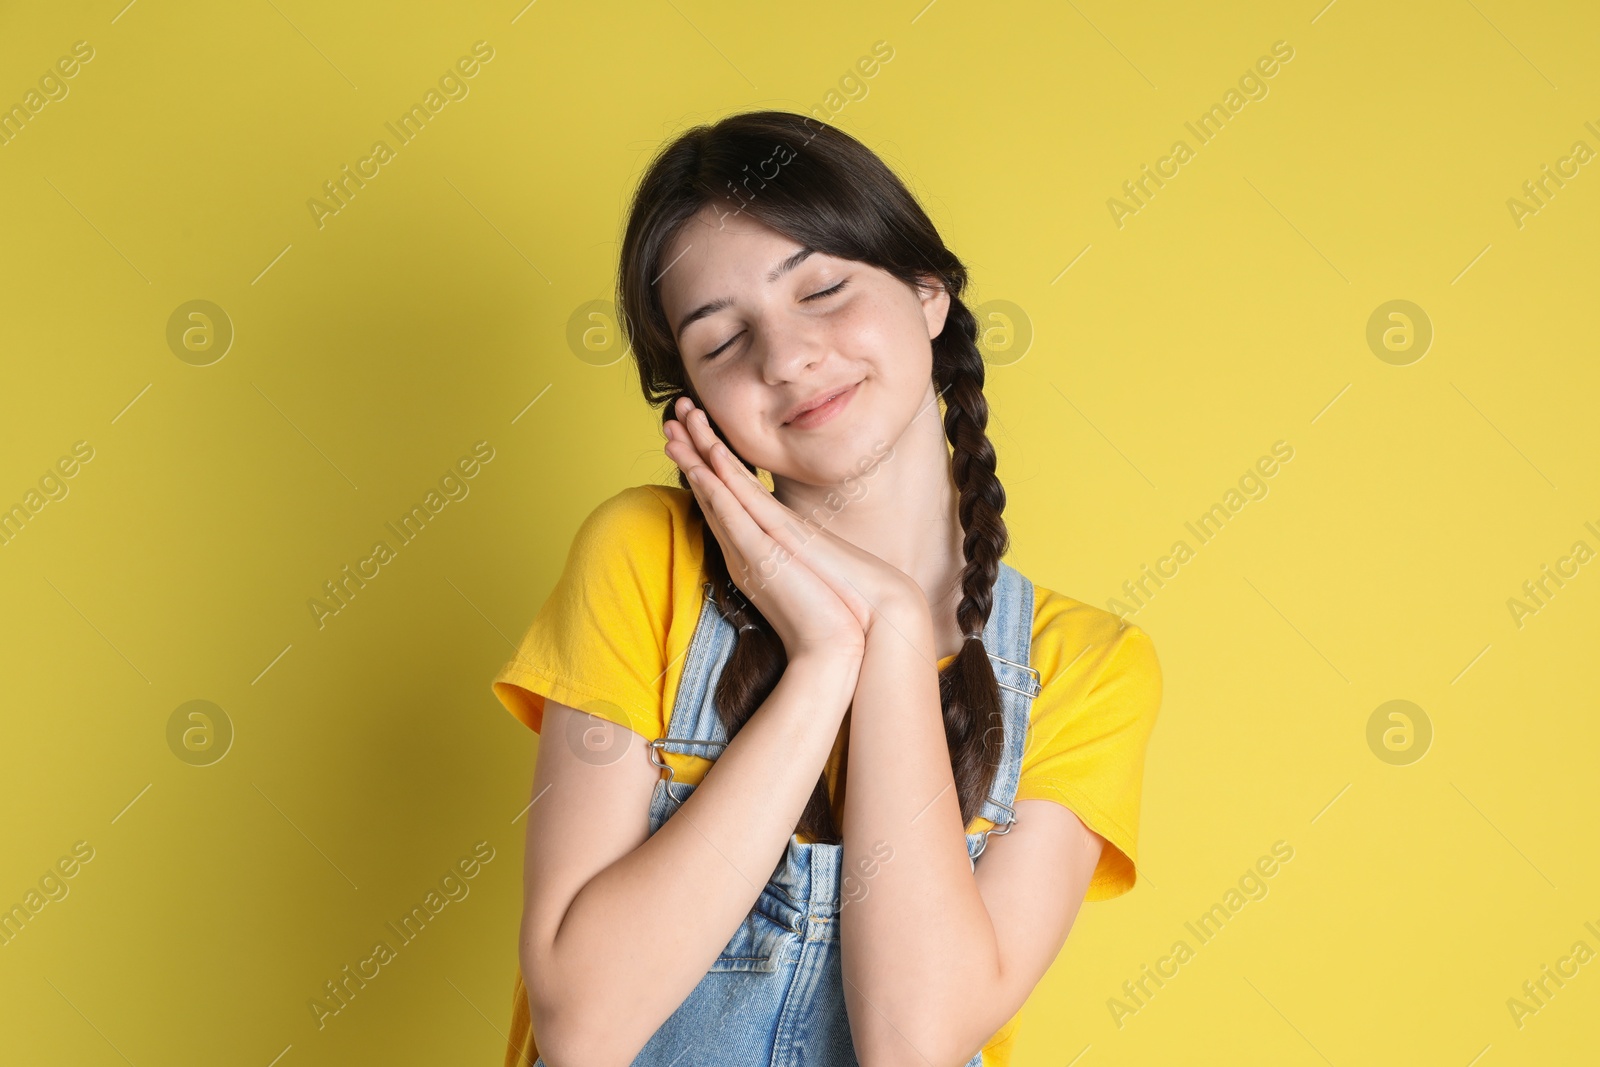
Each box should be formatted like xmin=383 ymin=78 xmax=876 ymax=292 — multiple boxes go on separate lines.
xmin=616 ymin=110 xmax=1009 ymax=843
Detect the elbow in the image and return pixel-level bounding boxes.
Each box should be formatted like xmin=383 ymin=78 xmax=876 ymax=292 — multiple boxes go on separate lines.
xmin=522 ymin=947 xmax=576 ymax=1066
xmin=522 ymin=901 xmax=653 ymax=1067
xmin=524 ymin=960 xmax=641 ymax=1067
xmin=523 ymin=966 xmax=593 ymax=1067
xmin=524 ymin=986 xmax=564 ymax=1065
xmin=530 ymin=1002 xmax=630 ymax=1067
xmin=853 ymin=1017 xmax=969 ymax=1067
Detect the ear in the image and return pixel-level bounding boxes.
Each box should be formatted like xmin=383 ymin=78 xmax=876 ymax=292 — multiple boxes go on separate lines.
xmin=914 ymin=272 xmax=952 ymax=342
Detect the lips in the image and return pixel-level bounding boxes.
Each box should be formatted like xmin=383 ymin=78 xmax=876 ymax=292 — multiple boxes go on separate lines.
xmin=783 ymin=381 xmax=860 ymax=427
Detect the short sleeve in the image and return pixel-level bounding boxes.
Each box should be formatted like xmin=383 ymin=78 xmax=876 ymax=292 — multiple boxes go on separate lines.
xmin=490 ymin=486 xmax=673 ymax=742
xmin=1014 ymin=621 xmax=1162 ymax=901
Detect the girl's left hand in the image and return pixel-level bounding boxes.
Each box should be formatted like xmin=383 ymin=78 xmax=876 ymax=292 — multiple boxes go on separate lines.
xmin=664 ymin=397 xmax=924 ymax=635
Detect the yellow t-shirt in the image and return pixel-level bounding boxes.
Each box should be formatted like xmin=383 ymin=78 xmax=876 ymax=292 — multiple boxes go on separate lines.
xmin=491 ymin=483 xmax=1163 ymax=1067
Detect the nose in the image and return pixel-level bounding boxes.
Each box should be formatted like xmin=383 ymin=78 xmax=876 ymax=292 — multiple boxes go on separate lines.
xmin=758 ymin=314 xmax=826 ymax=385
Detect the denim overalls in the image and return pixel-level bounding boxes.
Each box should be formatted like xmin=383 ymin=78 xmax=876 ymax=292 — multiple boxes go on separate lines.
xmin=534 ymin=560 xmax=1042 ymax=1067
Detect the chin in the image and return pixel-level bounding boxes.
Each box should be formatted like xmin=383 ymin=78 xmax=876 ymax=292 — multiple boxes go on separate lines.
xmin=807 ymin=435 xmax=898 ymax=488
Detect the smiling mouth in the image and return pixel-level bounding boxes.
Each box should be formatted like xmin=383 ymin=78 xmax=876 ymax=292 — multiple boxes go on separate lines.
xmin=784 ymin=381 xmax=860 ymax=429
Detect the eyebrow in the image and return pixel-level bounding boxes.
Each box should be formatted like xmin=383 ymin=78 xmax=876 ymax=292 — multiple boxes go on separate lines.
xmin=672 ymin=246 xmax=818 ymax=340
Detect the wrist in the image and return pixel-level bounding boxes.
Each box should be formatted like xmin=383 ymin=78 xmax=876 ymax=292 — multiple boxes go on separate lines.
xmin=865 ymin=582 xmax=933 ymax=641
xmin=789 ymin=642 xmax=865 ymax=672
xmin=786 ymin=645 xmax=864 ymax=706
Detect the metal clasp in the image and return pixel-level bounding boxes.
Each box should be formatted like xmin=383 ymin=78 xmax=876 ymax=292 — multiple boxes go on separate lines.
xmin=649 ymin=736 xmax=728 ymax=804
xmin=983 ymin=651 xmax=1041 ymax=698
xmin=702 ymin=579 xmax=752 ymax=619
xmin=970 ymin=798 xmax=1018 ymax=864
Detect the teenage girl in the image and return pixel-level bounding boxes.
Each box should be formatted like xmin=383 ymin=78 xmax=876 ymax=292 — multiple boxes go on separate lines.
xmin=491 ymin=110 xmax=1163 ymax=1067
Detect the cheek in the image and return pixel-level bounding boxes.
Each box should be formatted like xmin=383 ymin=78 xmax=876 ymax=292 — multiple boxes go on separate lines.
xmin=842 ymin=289 xmax=927 ymax=362
xmin=839 ymin=307 xmax=929 ymax=395
xmin=829 ymin=310 xmax=885 ymax=371
xmin=706 ymin=389 xmax=766 ymax=456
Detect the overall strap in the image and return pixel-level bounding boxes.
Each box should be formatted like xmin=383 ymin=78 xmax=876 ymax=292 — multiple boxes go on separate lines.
xmin=648 ymin=581 xmax=738 ymax=812
xmin=969 ymin=560 xmax=1043 ymax=853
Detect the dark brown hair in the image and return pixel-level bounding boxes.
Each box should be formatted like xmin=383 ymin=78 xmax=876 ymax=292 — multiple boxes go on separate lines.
xmin=616 ymin=110 xmax=1008 ymax=843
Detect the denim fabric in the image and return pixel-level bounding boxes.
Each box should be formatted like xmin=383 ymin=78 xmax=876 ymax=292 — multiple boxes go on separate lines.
xmin=536 ymin=560 xmax=1042 ymax=1067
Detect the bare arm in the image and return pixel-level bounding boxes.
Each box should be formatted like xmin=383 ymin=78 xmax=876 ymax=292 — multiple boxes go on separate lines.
xmin=839 ymin=593 xmax=1104 ymax=1067
xmin=521 ymin=648 xmax=860 ymax=1067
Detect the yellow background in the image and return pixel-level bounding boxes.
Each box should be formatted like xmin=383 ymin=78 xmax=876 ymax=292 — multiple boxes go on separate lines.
xmin=2 ymin=0 xmax=1597 ymax=1063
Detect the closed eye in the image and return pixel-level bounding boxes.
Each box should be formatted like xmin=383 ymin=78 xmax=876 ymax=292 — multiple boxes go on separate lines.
xmin=702 ymin=279 xmax=851 ymax=360
xmin=805 ymin=279 xmax=850 ymax=302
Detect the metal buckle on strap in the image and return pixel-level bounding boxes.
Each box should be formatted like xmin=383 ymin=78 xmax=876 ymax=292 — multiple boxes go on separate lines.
xmin=984 ymin=651 xmax=1041 ymax=698
xmin=984 ymin=797 xmax=1017 ymax=832
xmin=649 ymin=736 xmax=727 ymax=783
xmin=702 ymin=579 xmax=754 ymax=622
xmin=970 ymin=798 xmax=1018 ymax=863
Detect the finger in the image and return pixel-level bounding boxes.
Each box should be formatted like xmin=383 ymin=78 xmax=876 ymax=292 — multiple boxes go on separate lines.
xmin=679 ymin=401 xmax=731 ymax=471
xmin=664 ymin=418 xmax=690 ymax=455
xmin=672 ymin=419 xmax=824 ymax=584
xmin=667 ymin=414 xmax=725 ymax=487
xmin=705 ymin=434 xmax=766 ymax=492
xmin=677 ymin=463 xmax=754 ymax=591
xmin=666 ymin=436 xmax=762 ymax=583
xmin=673 ymin=404 xmax=788 ymax=534
xmin=668 ymin=412 xmax=761 ymax=585
xmin=670 ymin=399 xmax=708 ymax=457
xmin=668 ymin=419 xmax=820 ymax=612
xmin=678 ymin=456 xmax=795 ymax=602
xmin=689 ymin=431 xmax=826 ymax=556
xmin=665 ymin=434 xmax=715 ymax=489
xmin=698 ymin=443 xmax=882 ymax=620
xmin=702 ymin=438 xmax=799 ymax=540
xmin=672 ymin=402 xmax=869 ymax=614
xmin=673 ymin=402 xmax=785 ymax=512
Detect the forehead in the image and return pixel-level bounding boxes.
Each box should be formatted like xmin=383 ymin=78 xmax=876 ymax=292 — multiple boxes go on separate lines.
xmin=657 ymin=208 xmax=808 ymax=319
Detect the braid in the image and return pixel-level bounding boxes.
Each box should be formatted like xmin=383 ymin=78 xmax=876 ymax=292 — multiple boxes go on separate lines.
xmin=934 ymin=295 xmax=1010 ymax=829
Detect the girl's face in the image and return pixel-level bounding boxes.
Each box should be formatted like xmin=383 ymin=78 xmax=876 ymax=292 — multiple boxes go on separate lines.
xmin=657 ymin=204 xmax=950 ymax=487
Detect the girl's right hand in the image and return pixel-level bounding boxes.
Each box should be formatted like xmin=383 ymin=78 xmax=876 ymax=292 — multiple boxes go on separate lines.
xmin=665 ymin=409 xmax=866 ymax=664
